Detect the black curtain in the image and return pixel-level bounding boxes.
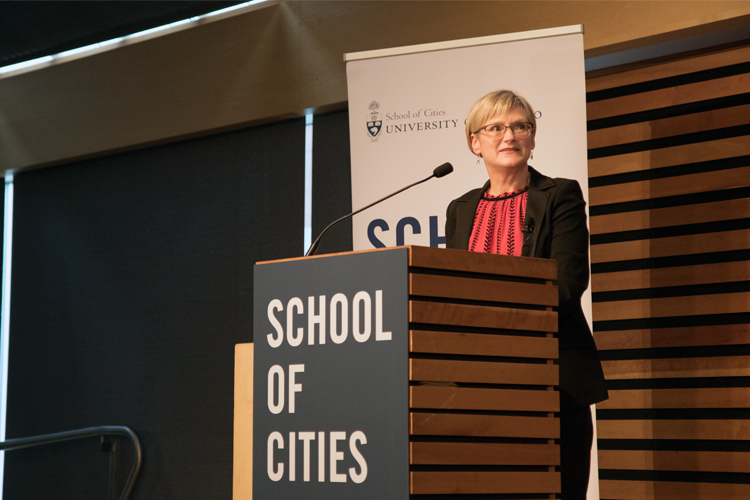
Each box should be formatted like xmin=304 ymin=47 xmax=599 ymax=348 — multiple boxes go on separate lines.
xmin=311 ymin=109 xmax=352 ymax=255
xmin=4 ymin=118 xmax=305 ymax=499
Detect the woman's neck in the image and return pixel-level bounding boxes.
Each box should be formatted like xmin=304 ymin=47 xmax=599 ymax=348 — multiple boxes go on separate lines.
xmin=486 ymin=166 xmax=529 ymax=196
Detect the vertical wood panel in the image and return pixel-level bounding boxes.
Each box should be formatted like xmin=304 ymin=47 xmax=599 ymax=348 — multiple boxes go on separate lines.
xmin=233 ymin=344 xmax=253 ymax=500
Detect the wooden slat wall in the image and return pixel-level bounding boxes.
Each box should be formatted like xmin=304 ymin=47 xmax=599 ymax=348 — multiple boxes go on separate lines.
xmin=406 ymin=246 xmax=561 ymax=499
xmin=587 ymin=42 xmax=750 ymax=500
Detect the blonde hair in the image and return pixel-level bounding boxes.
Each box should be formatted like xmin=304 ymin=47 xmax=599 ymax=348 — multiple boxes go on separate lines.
xmin=465 ymin=90 xmax=536 ymax=154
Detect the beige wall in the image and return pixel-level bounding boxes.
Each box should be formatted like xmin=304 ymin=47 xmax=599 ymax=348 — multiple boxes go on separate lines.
xmin=2 ymin=1 xmax=749 ymax=172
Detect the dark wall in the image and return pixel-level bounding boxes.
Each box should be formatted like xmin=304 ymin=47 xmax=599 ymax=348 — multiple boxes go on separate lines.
xmin=4 ymin=118 xmax=310 ymax=499
xmin=311 ymin=109 xmax=352 ymax=255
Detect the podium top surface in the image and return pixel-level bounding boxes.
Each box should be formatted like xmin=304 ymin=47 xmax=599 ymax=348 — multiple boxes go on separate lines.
xmin=256 ymin=246 xmax=557 ymax=281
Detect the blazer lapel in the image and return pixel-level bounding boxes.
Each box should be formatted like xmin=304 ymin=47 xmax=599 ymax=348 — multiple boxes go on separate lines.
xmin=454 ymin=180 xmax=489 ymax=250
xmin=522 ymin=167 xmax=553 ymax=257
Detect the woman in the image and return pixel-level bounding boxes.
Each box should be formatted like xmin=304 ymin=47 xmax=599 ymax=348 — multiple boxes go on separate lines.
xmin=445 ymin=90 xmax=608 ymax=499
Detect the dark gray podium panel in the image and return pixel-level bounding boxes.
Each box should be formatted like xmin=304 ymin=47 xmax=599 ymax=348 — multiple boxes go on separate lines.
xmin=253 ymin=248 xmax=409 ymax=500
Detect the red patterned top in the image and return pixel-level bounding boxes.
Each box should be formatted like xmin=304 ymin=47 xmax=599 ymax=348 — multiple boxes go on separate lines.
xmin=469 ymin=187 xmax=528 ymax=256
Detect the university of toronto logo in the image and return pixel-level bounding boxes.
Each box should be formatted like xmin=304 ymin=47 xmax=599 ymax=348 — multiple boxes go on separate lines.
xmin=366 ymin=101 xmax=382 ymax=140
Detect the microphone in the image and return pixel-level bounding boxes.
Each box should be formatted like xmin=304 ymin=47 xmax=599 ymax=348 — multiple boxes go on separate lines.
xmin=305 ymin=162 xmax=454 ymax=257
xmin=522 ymin=217 xmax=535 ymax=247
xmin=522 ymin=217 xmax=535 ymax=234
xmin=432 ymin=162 xmax=453 ymax=178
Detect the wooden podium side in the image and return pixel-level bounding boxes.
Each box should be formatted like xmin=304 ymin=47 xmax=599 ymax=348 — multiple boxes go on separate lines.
xmin=407 ymin=246 xmax=560 ymax=497
xmin=234 ymin=343 xmax=253 ymax=500
xmin=235 ymin=246 xmax=560 ymax=499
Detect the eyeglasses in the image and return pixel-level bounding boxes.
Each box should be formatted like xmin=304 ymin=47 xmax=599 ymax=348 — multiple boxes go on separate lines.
xmin=474 ymin=122 xmax=534 ymax=138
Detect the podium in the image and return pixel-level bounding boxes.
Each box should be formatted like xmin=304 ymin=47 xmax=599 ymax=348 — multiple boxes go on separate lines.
xmin=235 ymin=245 xmax=560 ymax=499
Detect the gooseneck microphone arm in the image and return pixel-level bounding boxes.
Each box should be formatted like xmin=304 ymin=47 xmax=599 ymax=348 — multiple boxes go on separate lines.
xmin=305 ymin=162 xmax=453 ymax=257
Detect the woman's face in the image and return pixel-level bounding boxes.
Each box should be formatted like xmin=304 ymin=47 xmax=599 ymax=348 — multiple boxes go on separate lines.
xmin=471 ymin=106 xmax=535 ymax=173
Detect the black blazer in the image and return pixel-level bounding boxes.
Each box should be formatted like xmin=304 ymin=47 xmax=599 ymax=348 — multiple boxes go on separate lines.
xmin=446 ymin=166 xmax=608 ymax=410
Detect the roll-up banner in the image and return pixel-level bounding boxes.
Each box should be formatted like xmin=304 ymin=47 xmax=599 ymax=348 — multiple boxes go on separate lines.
xmin=345 ymin=24 xmax=591 ymax=316
xmin=345 ymin=25 xmax=599 ymax=499
xmin=346 ymin=25 xmax=587 ymax=245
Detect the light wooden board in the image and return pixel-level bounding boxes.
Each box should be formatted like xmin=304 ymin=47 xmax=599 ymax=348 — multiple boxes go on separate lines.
xmin=233 ymin=343 xmax=254 ymax=500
